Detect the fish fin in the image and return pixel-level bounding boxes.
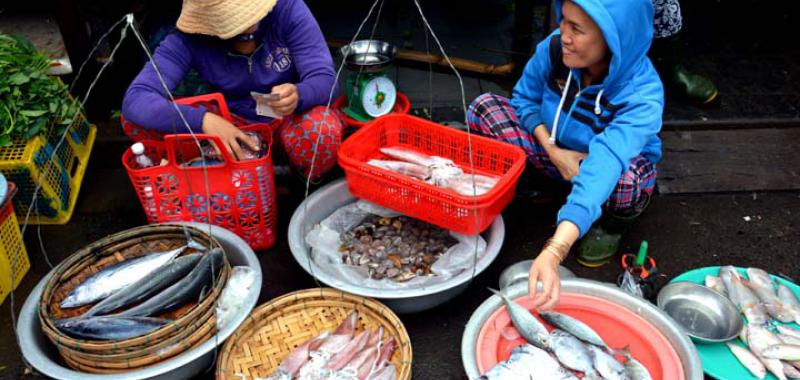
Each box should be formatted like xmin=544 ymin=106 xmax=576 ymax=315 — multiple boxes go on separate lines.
xmin=199 ymin=285 xmax=209 ymax=301
xmin=487 ymin=287 xmax=507 ymax=301
xmin=185 ymin=232 xmax=207 ymax=251
xmin=613 ymin=345 xmax=631 ymax=358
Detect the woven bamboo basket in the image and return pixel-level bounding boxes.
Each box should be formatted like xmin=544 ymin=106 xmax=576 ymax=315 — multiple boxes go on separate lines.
xmin=37 ymin=224 xmax=229 ymax=364
xmin=57 ymin=313 xmax=218 ymax=371
xmin=53 ymin=291 xmax=220 ymax=366
xmin=59 ymin=326 xmax=215 ymax=374
xmin=216 ymin=288 xmax=413 ymax=380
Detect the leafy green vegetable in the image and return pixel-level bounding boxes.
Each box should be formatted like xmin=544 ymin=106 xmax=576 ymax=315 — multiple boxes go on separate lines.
xmin=0 ymin=33 xmax=81 ymax=147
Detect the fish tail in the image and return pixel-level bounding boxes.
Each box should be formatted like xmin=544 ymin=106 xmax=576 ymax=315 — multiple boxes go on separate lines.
xmin=487 ymin=287 xmax=504 ymax=299
xmin=611 ymin=344 xmax=631 ymax=358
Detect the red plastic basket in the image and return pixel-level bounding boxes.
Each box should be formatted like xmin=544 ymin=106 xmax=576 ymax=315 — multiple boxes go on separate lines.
xmin=338 ymin=114 xmax=526 ymax=234
xmin=121 ymin=125 xmax=278 ymax=251
xmin=121 ymin=93 xmax=252 ymax=142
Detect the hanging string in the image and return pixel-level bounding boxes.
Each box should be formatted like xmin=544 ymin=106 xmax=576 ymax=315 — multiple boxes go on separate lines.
xmin=409 ymin=0 xmax=482 ymax=281
xmin=126 ymin=15 xmax=224 ymax=371
xmin=126 ymin=15 xmax=217 ymax=243
xmin=10 ymin=12 xmax=224 ymax=371
xmin=10 ymin=14 xmax=132 ymax=371
xmin=301 ymin=0 xmax=385 ymax=292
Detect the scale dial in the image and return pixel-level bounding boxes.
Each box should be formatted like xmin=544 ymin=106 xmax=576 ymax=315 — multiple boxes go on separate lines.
xmin=361 ymin=76 xmax=397 ymax=118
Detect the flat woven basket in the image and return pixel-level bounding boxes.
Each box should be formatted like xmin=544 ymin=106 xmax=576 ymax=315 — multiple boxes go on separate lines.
xmin=216 ymin=288 xmax=413 ymax=380
xmin=37 ymin=224 xmax=229 ymax=371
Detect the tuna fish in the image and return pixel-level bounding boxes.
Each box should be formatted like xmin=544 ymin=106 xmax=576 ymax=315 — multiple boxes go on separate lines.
xmin=60 ymin=242 xmax=201 ymax=308
xmin=587 ymin=344 xmax=631 ymax=380
xmin=549 ymin=329 xmax=596 ymax=375
xmin=488 ymin=288 xmax=550 ymax=350
xmin=54 ymin=316 xmax=169 ymax=340
xmin=115 ymin=248 xmax=224 ymax=317
xmin=623 ymin=351 xmax=653 ymax=380
xmin=540 ymin=311 xmax=609 ymax=349
xmin=83 ymin=253 xmax=203 ymax=317
xmin=480 ymin=344 xmax=577 ymax=380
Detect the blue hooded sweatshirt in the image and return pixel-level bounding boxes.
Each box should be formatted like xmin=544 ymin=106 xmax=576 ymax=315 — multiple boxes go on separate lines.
xmin=511 ymin=0 xmax=664 ymax=237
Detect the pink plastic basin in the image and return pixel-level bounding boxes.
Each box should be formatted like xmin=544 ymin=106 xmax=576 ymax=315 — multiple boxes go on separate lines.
xmin=476 ymin=293 xmax=685 ymax=380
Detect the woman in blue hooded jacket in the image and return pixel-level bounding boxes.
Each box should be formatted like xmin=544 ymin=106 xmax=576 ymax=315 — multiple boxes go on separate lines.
xmin=468 ymin=0 xmax=663 ymax=309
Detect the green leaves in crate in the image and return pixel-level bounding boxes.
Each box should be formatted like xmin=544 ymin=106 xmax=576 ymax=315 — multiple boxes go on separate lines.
xmin=0 ymin=33 xmax=81 ymax=147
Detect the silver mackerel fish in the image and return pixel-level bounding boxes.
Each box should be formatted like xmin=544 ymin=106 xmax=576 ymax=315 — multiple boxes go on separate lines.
xmin=60 ymin=241 xmax=203 ymax=308
xmin=488 ymin=288 xmax=550 ymax=350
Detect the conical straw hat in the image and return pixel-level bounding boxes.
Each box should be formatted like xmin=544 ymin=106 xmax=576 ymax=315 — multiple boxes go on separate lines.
xmin=176 ymin=0 xmax=277 ymax=40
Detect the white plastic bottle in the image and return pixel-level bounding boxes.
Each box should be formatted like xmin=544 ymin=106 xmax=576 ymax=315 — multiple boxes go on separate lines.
xmin=131 ymin=142 xmax=157 ymax=217
xmin=131 ymin=142 xmax=154 ymax=169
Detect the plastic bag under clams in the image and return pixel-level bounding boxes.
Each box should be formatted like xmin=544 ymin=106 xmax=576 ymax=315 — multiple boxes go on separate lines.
xmin=306 ymin=200 xmax=487 ymax=290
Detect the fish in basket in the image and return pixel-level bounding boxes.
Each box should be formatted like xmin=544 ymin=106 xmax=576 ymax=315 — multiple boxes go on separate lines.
xmin=38 ymin=225 xmax=231 ymax=373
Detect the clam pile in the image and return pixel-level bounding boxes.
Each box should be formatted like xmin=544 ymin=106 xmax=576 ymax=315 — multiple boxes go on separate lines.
xmin=339 ymin=215 xmax=457 ymax=282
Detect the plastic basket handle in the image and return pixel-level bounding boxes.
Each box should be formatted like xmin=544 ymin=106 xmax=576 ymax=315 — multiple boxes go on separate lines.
xmin=163 ymin=133 xmax=235 ymax=169
xmin=175 ymin=93 xmax=233 ymax=122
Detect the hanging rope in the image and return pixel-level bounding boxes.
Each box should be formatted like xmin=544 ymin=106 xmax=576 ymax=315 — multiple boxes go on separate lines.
xmin=409 ymin=0 xmax=482 ymax=281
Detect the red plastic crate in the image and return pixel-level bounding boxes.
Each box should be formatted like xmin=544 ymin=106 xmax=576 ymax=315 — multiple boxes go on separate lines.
xmin=121 ymin=93 xmax=253 ymax=142
xmin=122 ymin=126 xmax=278 ymax=251
xmin=338 ymin=114 xmax=526 ymax=234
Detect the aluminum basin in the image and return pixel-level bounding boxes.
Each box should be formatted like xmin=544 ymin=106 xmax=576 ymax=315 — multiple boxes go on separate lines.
xmin=461 ymin=279 xmax=703 ymax=380
xmin=657 ymin=281 xmax=743 ymax=343
xmin=288 ymin=179 xmax=504 ymax=313
xmin=17 ymin=222 xmax=261 ymax=380
xmin=341 ymin=40 xmax=398 ymax=72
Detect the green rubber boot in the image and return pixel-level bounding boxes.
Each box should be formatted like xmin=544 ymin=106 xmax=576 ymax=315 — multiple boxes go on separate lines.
xmin=649 ymin=32 xmax=718 ymax=105
xmin=672 ymin=64 xmax=719 ymax=105
xmin=577 ymin=225 xmax=622 ymax=267
xmin=577 ymin=193 xmax=652 ymax=267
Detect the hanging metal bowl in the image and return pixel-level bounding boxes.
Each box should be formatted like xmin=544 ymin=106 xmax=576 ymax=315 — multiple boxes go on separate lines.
xmin=341 ymin=40 xmax=398 ymax=72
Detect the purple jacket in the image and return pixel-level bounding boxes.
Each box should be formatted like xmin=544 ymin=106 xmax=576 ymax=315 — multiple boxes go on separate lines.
xmin=122 ymin=0 xmax=337 ymax=133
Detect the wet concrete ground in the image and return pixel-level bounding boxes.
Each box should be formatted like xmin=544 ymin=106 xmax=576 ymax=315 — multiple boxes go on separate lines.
xmin=0 ymin=151 xmax=798 ymax=378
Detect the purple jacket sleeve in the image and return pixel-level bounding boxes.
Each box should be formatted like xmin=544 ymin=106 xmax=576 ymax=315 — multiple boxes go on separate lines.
xmin=281 ymin=0 xmax=339 ymax=112
xmin=121 ymin=33 xmax=206 ymax=133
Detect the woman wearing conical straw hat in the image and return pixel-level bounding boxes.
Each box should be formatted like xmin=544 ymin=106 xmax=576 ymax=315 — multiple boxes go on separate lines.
xmin=122 ymin=0 xmax=342 ymax=180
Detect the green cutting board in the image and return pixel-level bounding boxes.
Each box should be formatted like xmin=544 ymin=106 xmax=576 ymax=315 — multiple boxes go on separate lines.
xmin=672 ymin=266 xmax=800 ymax=380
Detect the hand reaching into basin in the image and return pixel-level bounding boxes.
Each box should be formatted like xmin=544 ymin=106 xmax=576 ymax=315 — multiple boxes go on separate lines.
xmin=529 ymin=222 xmax=579 ymax=310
